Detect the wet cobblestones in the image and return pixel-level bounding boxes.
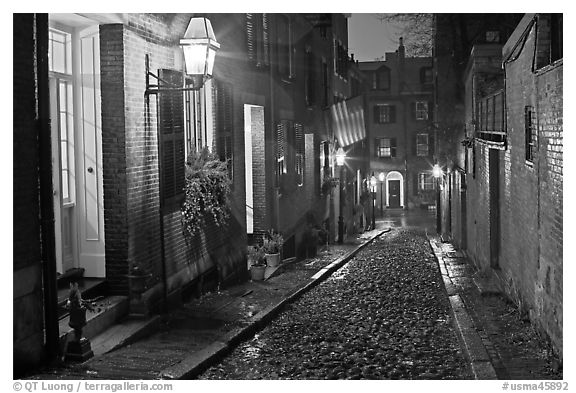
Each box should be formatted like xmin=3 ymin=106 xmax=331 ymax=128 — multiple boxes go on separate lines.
xmin=199 ymin=228 xmax=473 ymax=379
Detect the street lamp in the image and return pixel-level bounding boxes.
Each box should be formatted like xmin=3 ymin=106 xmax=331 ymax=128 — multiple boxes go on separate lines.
xmin=145 ymin=17 xmax=220 ymax=95
xmin=336 ymin=147 xmax=346 ymax=244
xmin=370 ymin=173 xmax=377 ymax=230
xmin=378 ymin=172 xmax=385 ymax=217
xmin=432 ymin=164 xmax=443 ymax=234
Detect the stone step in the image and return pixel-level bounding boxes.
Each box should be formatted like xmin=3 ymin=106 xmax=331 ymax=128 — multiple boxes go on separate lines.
xmin=90 ymin=315 xmax=161 ymax=356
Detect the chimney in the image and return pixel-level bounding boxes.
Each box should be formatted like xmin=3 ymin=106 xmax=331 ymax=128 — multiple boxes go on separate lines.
xmin=398 ymin=37 xmax=405 ymax=60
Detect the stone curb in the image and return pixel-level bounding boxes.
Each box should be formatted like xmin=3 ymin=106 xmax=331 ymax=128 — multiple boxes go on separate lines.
xmin=427 ymin=236 xmax=498 ymax=380
xmin=160 ymin=228 xmax=391 ymax=380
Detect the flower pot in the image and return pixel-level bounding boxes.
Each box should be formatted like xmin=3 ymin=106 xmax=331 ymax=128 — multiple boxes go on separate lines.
xmin=128 ymin=273 xmax=152 ymax=295
xmin=265 ymin=253 xmax=281 ymax=267
xmin=250 ymin=264 xmax=266 ymax=281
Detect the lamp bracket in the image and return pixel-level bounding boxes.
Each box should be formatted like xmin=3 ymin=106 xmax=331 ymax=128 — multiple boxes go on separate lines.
xmin=145 ymin=54 xmax=205 ymax=95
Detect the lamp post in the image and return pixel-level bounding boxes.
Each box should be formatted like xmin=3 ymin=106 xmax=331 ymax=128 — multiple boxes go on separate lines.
xmin=378 ymin=172 xmax=385 ymax=217
xmin=370 ymin=173 xmax=377 ymax=230
xmin=433 ymin=164 xmax=443 ymax=234
xmin=142 ymin=16 xmax=219 ymax=314
xmin=336 ymin=147 xmax=346 ymax=244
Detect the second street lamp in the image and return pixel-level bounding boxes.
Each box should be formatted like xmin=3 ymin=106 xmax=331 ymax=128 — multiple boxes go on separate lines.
xmin=336 ymin=147 xmax=346 ymax=244
xmin=433 ymin=164 xmax=443 ymax=234
xmin=370 ymin=173 xmax=377 ymax=230
xmin=378 ymin=172 xmax=385 ymax=217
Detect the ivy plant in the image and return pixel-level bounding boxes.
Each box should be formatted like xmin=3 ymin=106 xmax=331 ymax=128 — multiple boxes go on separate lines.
xmin=181 ymin=147 xmax=231 ymax=239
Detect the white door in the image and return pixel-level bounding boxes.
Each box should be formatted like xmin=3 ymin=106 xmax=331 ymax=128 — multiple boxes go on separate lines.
xmin=76 ymin=27 xmax=105 ymax=277
xmin=49 ymin=21 xmax=105 ymax=278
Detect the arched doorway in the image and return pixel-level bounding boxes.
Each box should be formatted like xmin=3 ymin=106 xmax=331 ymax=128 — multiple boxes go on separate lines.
xmin=386 ymin=171 xmax=404 ymax=208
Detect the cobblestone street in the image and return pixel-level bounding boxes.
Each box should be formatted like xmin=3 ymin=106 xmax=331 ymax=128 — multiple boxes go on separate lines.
xmin=199 ymin=227 xmax=473 ymax=379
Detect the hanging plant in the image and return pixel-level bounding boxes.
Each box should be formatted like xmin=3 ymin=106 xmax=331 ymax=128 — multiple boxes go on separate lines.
xmin=181 ymin=147 xmax=231 ymax=239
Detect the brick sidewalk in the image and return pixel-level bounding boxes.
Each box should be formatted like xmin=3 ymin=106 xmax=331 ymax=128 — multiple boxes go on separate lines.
xmin=25 ymin=227 xmax=386 ymax=380
xmin=429 ymin=237 xmax=562 ymax=380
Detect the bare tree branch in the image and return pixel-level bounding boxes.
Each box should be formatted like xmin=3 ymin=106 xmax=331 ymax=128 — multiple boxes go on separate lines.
xmin=375 ymin=13 xmax=433 ymax=57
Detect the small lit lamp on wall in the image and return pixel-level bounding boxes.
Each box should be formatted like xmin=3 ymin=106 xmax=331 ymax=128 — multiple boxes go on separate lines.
xmin=378 ymin=172 xmax=385 ymax=217
xmin=370 ymin=173 xmax=377 ymax=230
xmin=145 ymin=16 xmax=220 ymax=95
xmin=432 ymin=164 xmax=443 ymax=234
xmin=336 ymin=146 xmax=346 ymax=244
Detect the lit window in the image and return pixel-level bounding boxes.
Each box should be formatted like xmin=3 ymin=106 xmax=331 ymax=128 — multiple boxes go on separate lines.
xmin=418 ymin=173 xmax=434 ymax=191
xmin=375 ymin=138 xmax=396 ymax=158
xmin=525 ymin=106 xmax=536 ymax=163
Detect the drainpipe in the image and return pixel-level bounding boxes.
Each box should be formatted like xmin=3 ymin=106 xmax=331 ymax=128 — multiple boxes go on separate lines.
xmin=36 ymin=13 xmax=60 ymax=363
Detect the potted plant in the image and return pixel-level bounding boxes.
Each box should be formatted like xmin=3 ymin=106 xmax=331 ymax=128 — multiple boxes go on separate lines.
xmin=248 ymin=245 xmax=267 ymax=281
xmin=127 ymin=263 xmax=152 ymax=298
xmin=262 ymin=229 xmax=284 ymax=267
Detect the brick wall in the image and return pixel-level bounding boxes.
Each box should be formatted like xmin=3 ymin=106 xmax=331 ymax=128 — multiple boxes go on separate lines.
xmin=464 ymin=16 xmax=562 ymax=354
xmin=100 ymin=14 xmax=248 ymax=307
xmin=534 ymin=62 xmax=563 ymax=353
xmin=13 ymin=13 xmax=46 ymax=373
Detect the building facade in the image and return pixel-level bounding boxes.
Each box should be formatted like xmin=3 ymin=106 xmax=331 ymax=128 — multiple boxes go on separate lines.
xmin=358 ymin=39 xmax=435 ymax=213
xmin=442 ymin=14 xmax=563 ymax=355
xmin=13 ymin=12 xmax=363 ymax=375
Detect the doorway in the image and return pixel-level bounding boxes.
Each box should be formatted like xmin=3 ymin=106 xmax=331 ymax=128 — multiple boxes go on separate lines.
xmin=386 ymin=171 xmax=404 ymax=208
xmin=49 ymin=18 xmax=105 ymax=280
xmin=244 ymin=104 xmax=265 ymax=235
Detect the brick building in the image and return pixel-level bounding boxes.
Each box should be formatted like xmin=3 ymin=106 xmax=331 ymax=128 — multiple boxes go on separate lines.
xmin=448 ymin=14 xmax=563 ymax=355
xmin=358 ymin=39 xmax=435 ymax=212
xmin=13 ymin=13 xmax=363 ymax=374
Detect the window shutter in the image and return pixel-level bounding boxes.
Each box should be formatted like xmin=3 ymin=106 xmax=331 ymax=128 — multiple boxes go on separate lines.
xmin=428 ymin=101 xmax=433 ymax=121
xmin=391 ymin=138 xmax=397 ymax=157
xmin=295 ymin=123 xmax=304 ymax=185
xmin=276 ymin=121 xmax=287 ymax=165
xmin=373 ymin=106 xmax=379 ymax=124
xmin=215 ymin=80 xmax=234 ymax=179
xmin=158 ymin=69 xmax=185 ymax=208
xmin=412 ymin=134 xmax=417 ymax=156
xmin=246 ymin=14 xmax=256 ymax=63
xmin=390 ymin=105 xmax=396 ymax=123
xmin=262 ymin=14 xmax=270 ymax=66
xmin=374 ymin=138 xmax=379 ymax=157
xmin=429 ymin=133 xmax=435 ymax=157
xmin=411 ymin=102 xmax=416 ymax=120
xmin=413 ymin=174 xmax=419 ymax=196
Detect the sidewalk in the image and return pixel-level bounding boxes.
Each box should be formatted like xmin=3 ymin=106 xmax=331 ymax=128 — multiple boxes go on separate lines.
xmin=428 ymin=236 xmax=562 ymax=380
xmin=26 ymin=224 xmax=389 ymax=380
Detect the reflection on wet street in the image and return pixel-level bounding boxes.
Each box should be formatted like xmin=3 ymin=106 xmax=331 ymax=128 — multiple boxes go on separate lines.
xmin=380 ymin=208 xmax=436 ymax=233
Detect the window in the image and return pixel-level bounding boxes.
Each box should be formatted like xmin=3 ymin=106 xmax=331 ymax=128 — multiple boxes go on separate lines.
xmin=321 ymin=58 xmax=329 ymax=107
xmin=214 ymin=81 xmax=234 ymax=179
xmin=375 ymin=138 xmax=396 ymax=158
xmin=276 ymin=120 xmax=304 ymax=186
xmin=295 ymin=124 xmax=305 ymax=186
xmin=305 ymin=49 xmax=316 ymax=107
xmin=278 ymin=15 xmax=294 ymax=79
xmin=416 ymin=134 xmax=429 ymax=156
xmin=415 ymin=101 xmax=429 ymax=120
xmin=550 ymin=14 xmax=563 ymax=63
xmin=420 ymin=67 xmax=433 ymax=84
xmin=184 ymin=80 xmax=214 ymax=157
xmin=418 ymin=173 xmax=434 ymax=191
xmin=334 ymin=40 xmax=348 ymax=79
xmin=372 ymin=68 xmax=390 ymax=90
xmin=49 ymin=28 xmax=74 ymax=204
xmin=525 ymin=106 xmax=536 ymax=162
xmin=246 ymin=14 xmax=270 ymax=67
xmin=374 ymin=104 xmax=396 ymax=124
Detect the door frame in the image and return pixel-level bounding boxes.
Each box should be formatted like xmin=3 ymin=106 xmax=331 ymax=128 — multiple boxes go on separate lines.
xmin=386 ymin=171 xmax=404 ymax=208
